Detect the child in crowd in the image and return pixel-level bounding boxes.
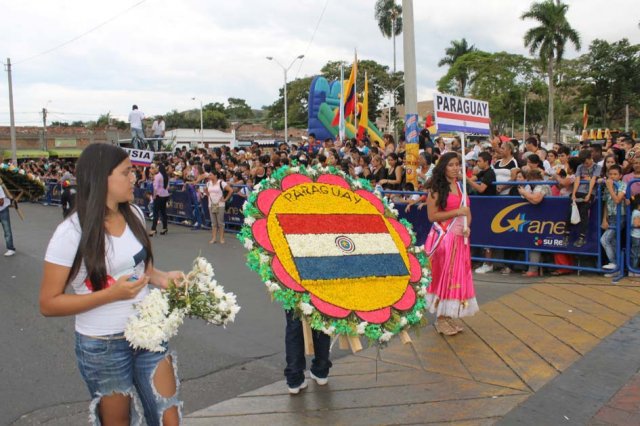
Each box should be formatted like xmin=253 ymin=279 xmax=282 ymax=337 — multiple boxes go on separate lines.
xmin=600 ymin=164 xmax=626 ymax=275
xmin=630 ymin=196 xmax=640 ymax=278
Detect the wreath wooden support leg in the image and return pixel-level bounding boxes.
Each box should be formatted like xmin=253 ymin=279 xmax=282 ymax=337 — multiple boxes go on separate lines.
xmin=301 ymin=317 xmax=314 ymax=356
xmin=338 ymin=335 xmax=349 ymax=350
xmin=347 ymin=336 xmax=362 ymax=353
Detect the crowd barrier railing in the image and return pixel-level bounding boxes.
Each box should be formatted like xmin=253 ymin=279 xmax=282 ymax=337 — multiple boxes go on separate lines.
xmin=133 ymin=181 xmax=247 ymax=232
xmin=384 ymin=181 xmax=624 ymax=279
xmin=626 ymin=178 xmax=640 ymax=277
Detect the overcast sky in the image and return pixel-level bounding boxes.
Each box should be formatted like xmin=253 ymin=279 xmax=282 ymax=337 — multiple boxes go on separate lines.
xmin=1 ymin=0 xmax=639 ymax=126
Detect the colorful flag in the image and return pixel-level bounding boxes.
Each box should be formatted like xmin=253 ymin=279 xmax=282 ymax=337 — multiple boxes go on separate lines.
xmin=276 ymin=213 xmax=408 ymax=281
xmin=582 ymin=104 xmax=588 ymax=130
xmin=357 ymin=72 xmax=369 ymax=140
xmin=332 ymin=52 xmax=358 ymax=126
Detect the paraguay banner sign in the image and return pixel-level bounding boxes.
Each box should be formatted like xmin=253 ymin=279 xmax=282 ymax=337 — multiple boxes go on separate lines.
xmin=434 ymin=93 xmax=490 ymax=135
xmin=469 ymin=196 xmax=599 ymax=254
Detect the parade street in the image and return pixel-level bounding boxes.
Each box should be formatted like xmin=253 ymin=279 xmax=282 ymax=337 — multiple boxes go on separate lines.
xmin=1 ymin=203 xmax=535 ymax=425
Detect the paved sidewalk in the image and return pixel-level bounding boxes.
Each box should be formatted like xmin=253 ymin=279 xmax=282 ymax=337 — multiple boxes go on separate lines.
xmin=185 ymin=275 xmax=640 ymax=425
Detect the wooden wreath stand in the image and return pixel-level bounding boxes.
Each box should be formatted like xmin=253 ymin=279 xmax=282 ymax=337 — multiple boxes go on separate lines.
xmin=301 ymin=317 xmax=413 ymax=355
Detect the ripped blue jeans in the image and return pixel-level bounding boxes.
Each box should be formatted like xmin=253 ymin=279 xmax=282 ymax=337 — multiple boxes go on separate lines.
xmin=75 ymin=332 xmax=181 ymax=425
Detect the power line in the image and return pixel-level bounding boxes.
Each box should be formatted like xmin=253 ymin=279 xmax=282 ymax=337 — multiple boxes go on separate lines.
xmin=14 ymin=0 xmax=149 ymax=65
xmin=294 ymin=0 xmax=330 ymax=79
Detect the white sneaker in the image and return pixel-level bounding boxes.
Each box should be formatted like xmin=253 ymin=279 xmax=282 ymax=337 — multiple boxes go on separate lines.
xmin=602 ymin=263 xmax=617 ymax=270
xmin=310 ymin=371 xmax=328 ymax=386
xmin=629 ymin=272 xmax=640 ymax=278
xmin=475 ymin=263 xmax=493 ymax=274
xmin=604 ymin=272 xmax=618 ymax=278
xmin=288 ymin=379 xmax=308 ymax=395
xmin=4 ymin=250 xmax=15 ymax=257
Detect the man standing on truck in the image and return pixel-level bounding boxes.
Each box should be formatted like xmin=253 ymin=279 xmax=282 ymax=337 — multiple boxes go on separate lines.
xmin=151 ymin=116 xmax=165 ymax=151
xmin=128 ymin=104 xmax=146 ymax=149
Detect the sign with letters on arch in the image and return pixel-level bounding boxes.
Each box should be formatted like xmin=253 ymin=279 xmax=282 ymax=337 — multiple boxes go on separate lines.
xmin=434 ymin=93 xmax=490 ymax=135
xmin=123 ymin=148 xmax=154 ymax=167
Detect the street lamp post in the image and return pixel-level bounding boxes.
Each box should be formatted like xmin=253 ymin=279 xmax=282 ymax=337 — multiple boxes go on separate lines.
xmin=192 ymin=97 xmax=204 ymax=146
xmin=266 ymin=54 xmax=304 ymax=145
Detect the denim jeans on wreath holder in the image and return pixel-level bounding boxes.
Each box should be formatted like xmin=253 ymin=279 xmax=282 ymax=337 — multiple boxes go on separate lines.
xmin=284 ymin=310 xmax=332 ymax=387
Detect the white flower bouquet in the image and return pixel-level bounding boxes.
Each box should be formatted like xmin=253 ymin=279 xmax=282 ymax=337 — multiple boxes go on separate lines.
xmin=125 ymin=257 xmax=241 ymax=352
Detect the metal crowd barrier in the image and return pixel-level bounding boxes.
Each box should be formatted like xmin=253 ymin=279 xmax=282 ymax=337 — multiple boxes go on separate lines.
xmin=626 ymin=178 xmax=640 ymax=278
xmin=384 ymin=181 xmax=625 ymax=280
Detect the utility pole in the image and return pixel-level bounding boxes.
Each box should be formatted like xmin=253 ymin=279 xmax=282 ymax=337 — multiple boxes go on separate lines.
xmin=5 ymin=58 xmax=17 ymax=164
xmin=42 ymin=107 xmax=48 ymax=151
xmin=402 ymin=0 xmax=417 ymax=116
xmin=626 ymin=104 xmax=630 ymax=132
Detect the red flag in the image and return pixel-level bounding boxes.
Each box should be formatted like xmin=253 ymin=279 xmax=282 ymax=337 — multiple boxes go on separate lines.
xmin=425 ymin=114 xmax=433 ymax=128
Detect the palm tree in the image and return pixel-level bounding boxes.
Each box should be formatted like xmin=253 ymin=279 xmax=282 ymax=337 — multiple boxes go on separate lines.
xmin=437 ymin=38 xmax=476 ymax=96
xmin=521 ymin=0 xmax=580 ymax=145
xmin=374 ymin=0 xmax=402 ymax=73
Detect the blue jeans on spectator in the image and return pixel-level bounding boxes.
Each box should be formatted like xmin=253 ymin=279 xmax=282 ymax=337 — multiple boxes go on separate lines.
xmin=0 ymin=208 xmax=15 ymax=251
xmin=75 ymin=332 xmax=180 ymax=426
xmin=131 ymin=128 xmax=145 ymax=149
xmin=601 ymin=214 xmax=624 ymax=265
xmin=631 ymin=236 xmax=640 ymax=270
xmin=284 ymin=310 xmax=332 ymax=387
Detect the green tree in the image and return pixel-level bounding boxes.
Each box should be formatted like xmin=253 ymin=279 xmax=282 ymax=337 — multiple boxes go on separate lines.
xmin=437 ymin=51 xmax=540 ymax=133
xmin=581 ymin=38 xmax=640 ymax=128
xmin=521 ymin=0 xmax=581 ymax=144
xmin=226 ymin=97 xmax=254 ymax=120
xmin=437 ymin=38 xmax=477 ymax=96
xmin=374 ymin=0 xmax=402 ymax=72
xmin=266 ymin=76 xmax=314 ymax=130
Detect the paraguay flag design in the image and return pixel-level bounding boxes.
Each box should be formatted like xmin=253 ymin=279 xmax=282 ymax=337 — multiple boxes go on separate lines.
xmin=276 ymin=213 xmax=408 ymax=281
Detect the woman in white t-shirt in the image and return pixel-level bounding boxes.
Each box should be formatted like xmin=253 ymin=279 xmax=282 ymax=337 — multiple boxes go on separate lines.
xmin=206 ymin=171 xmax=233 ymax=244
xmin=493 ymin=142 xmax=520 ymax=194
xmin=40 ymin=144 xmax=183 ymax=426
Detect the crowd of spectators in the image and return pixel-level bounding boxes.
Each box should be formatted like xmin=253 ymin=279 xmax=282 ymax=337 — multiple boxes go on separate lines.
xmin=3 ymin=128 xmax=639 ymax=277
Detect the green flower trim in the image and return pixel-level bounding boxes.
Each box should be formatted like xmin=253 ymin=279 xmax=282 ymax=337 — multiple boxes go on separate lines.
xmin=238 ymin=165 xmax=432 ymax=345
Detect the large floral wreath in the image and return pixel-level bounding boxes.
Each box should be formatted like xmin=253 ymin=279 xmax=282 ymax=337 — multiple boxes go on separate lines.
xmin=238 ymin=165 xmax=431 ymax=345
xmin=0 ymin=163 xmax=46 ymax=200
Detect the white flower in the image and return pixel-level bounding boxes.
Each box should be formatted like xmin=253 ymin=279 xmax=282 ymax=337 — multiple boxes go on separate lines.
xmin=265 ymin=280 xmax=280 ymax=293
xmin=243 ymin=239 xmax=254 ymax=250
xmin=422 ymin=268 xmax=429 ymax=276
xmin=415 ymin=311 xmax=423 ymax=319
xmin=353 ymin=180 xmax=363 ymax=189
xmin=259 ymin=253 xmax=270 ymax=265
xmin=390 ymin=208 xmax=399 ymax=216
xmin=321 ymin=325 xmax=335 ymax=335
xmin=388 ymin=201 xmax=395 ymax=209
xmin=268 ymin=178 xmax=276 ymax=184
xmin=290 ymin=167 xmax=300 ymax=173
xmin=244 ymin=215 xmax=256 ymax=226
xmin=254 ymin=182 xmax=263 ymax=191
xmin=380 ymin=331 xmax=394 ymax=342
xmin=299 ymin=301 xmax=314 ymax=315
xmin=356 ymin=321 xmax=368 ymax=335
xmin=417 ymin=286 xmax=427 ymax=297
xmin=373 ymin=189 xmax=382 ymax=197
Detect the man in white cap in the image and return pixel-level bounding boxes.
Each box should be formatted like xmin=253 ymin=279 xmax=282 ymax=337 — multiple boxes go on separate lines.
xmin=0 ymin=178 xmax=16 ymax=256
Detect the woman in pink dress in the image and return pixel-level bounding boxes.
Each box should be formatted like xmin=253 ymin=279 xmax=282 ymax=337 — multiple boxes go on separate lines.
xmin=424 ymin=152 xmax=479 ymax=336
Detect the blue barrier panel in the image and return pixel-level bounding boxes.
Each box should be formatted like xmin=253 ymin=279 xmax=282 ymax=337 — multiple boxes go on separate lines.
xmin=469 ymin=195 xmax=600 ymax=254
xmin=626 ymin=178 xmax=640 ymax=276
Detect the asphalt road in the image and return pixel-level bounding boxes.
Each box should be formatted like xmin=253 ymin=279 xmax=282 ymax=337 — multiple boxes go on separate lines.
xmin=0 ymin=203 xmax=537 ymax=425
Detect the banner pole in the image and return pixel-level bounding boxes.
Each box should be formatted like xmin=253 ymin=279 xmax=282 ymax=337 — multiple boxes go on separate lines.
xmin=460 ymin=131 xmax=469 ymax=244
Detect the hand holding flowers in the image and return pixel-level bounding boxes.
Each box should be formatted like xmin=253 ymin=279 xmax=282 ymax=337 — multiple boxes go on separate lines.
xmin=125 ymin=257 xmax=241 ymax=352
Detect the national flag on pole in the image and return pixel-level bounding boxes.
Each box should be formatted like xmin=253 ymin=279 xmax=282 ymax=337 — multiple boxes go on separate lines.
xmin=276 ymin=213 xmax=408 ymax=281
xmin=425 ymin=114 xmax=433 ymax=128
xmin=357 ymin=72 xmax=369 ymax=140
xmin=582 ymin=104 xmax=588 ymax=130
xmin=332 ymin=52 xmax=358 ymax=126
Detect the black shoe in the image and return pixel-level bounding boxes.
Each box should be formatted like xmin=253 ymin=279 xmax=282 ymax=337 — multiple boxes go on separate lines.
xmin=160 ymin=229 xmax=168 ymax=235
xmin=574 ymin=236 xmax=586 ymax=248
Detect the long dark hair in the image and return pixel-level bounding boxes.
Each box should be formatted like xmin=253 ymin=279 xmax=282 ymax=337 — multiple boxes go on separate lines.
xmin=67 ymin=144 xmax=153 ymax=290
xmin=427 ymin=152 xmax=459 ymax=210
xmin=158 ymin=163 xmax=169 ymax=189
